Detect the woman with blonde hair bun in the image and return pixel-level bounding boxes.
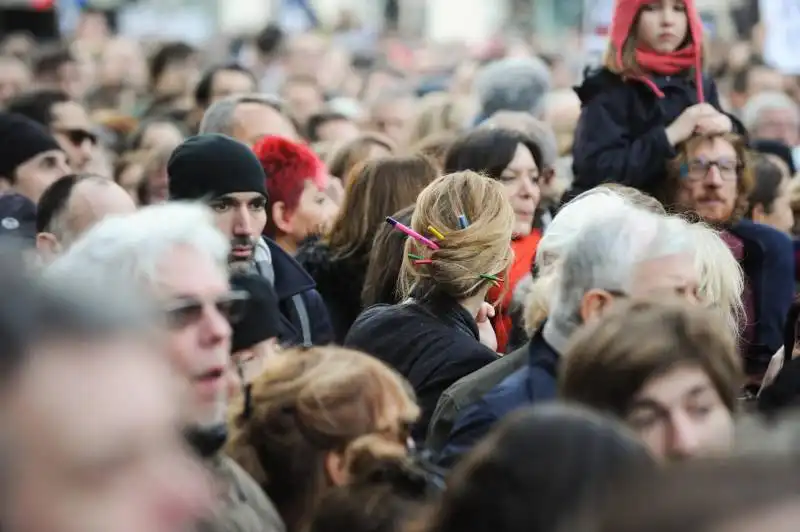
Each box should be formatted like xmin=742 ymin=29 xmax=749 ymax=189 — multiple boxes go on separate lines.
xmin=225 ymin=346 xmax=420 ymax=532
xmin=346 ymin=171 xmax=515 ymax=443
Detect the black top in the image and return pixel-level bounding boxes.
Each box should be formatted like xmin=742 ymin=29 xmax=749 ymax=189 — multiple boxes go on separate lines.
xmin=344 ymin=296 xmax=498 ymax=443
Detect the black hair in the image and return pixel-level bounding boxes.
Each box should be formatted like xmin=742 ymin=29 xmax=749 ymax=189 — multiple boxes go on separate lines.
xmin=193 ymin=63 xmax=257 ymax=109
xmin=444 ymin=127 xmax=545 ymax=180
xmin=33 ymin=46 xmax=75 ymax=78
xmin=362 ymin=205 xmax=413 ymax=308
xmin=255 ymin=24 xmax=285 ymax=56
xmin=305 ymin=111 xmax=351 ymax=142
xmin=748 ymin=154 xmax=785 ymax=216
xmin=148 ymin=41 xmax=196 ymax=87
xmin=35 ymin=174 xmax=89 ymax=233
xmin=5 ymin=89 xmax=70 ymax=127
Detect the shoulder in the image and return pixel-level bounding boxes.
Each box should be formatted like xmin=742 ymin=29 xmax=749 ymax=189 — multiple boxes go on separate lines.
xmin=574 ymin=67 xmax=629 ymax=105
xmin=215 ymin=456 xmax=287 ymax=532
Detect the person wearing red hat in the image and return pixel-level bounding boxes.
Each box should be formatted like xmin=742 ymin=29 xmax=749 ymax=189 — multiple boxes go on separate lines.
xmin=566 ymin=0 xmax=743 ymax=203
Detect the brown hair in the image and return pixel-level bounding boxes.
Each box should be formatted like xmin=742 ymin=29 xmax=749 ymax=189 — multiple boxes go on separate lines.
xmin=326 ymin=133 xmax=396 ymax=181
xmin=406 ymin=92 xmax=474 ymax=147
xmin=113 ymin=150 xmax=147 ymax=185
xmin=325 ymin=155 xmax=438 ymax=260
xmin=560 ymin=298 xmax=743 ymax=417
xmin=362 ymin=204 xmax=414 ymax=308
xmin=662 ymin=133 xmax=756 ymax=223
xmin=398 ymin=171 xmax=515 ymax=302
xmin=225 ymin=346 xmax=419 ymax=532
xmin=411 ymin=131 xmax=458 ymax=170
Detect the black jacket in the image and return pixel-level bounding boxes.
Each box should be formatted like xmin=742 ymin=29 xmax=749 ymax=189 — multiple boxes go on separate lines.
xmin=565 ymin=68 xmax=743 ymax=203
xmin=295 ymin=239 xmax=368 ymax=344
xmin=344 ymin=296 xmax=498 ymax=443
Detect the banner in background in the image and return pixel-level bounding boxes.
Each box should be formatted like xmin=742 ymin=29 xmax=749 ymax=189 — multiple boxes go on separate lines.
xmin=761 ymin=0 xmax=800 ymax=74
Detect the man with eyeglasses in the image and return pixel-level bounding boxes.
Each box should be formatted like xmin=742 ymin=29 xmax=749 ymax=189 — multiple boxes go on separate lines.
xmin=7 ymin=89 xmax=98 ymax=173
xmin=167 ymin=133 xmax=333 ymax=347
xmin=47 ymin=202 xmax=286 ymax=532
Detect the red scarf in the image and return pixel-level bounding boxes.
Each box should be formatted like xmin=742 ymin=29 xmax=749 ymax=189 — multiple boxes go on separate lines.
xmin=635 ymin=44 xmax=698 ymax=75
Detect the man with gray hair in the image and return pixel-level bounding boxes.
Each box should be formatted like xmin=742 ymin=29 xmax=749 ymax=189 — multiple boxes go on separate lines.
xmin=199 ymin=93 xmax=299 ymax=144
xmin=473 ymin=56 xmax=552 ymax=123
xmin=436 ymin=205 xmax=700 ymax=466
xmin=47 ymin=202 xmax=285 ymax=532
xmin=741 ymin=90 xmax=800 ymax=148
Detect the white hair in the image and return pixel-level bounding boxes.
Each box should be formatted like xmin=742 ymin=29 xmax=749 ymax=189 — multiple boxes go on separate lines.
xmin=741 ymin=91 xmax=800 ymax=132
xmin=199 ymin=93 xmax=285 ymax=136
xmin=47 ymin=202 xmax=229 ymax=295
xmin=689 ymin=223 xmax=745 ymax=339
xmin=550 ymin=207 xmax=695 ymax=336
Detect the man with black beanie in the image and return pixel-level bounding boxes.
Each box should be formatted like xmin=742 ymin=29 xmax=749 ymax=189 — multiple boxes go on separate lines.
xmin=0 ymin=112 xmax=70 ymax=203
xmin=168 ymin=133 xmax=333 ymax=347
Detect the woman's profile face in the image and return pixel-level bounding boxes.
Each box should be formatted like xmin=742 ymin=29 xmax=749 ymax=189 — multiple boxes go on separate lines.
xmin=499 ymin=143 xmax=541 ymax=237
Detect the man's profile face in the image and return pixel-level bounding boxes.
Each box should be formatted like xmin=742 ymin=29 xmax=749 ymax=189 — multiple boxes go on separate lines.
xmin=209 ymin=192 xmax=268 ymax=270
xmin=5 ymin=339 xmax=212 ymax=532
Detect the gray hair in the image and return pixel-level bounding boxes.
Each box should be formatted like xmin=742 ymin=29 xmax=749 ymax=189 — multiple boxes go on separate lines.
xmin=199 ymin=92 xmax=286 ymax=136
xmin=47 ymin=202 xmax=229 ymax=297
xmin=741 ymin=91 xmax=800 ymax=132
xmin=550 ymin=207 xmax=695 ymax=336
xmin=474 ymin=57 xmax=552 ymax=119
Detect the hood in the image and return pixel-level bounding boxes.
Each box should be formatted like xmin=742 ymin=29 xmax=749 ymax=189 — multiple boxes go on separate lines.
xmin=574 ymin=68 xmax=625 ymax=105
xmin=296 ymin=238 xmax=368 ymax=308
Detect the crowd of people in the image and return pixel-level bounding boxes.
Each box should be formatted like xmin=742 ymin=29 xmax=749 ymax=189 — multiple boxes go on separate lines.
xmin=4 ymin=0 xmax=800 ymax=531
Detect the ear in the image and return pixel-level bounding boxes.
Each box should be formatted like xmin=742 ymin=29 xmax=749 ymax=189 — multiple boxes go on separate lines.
xmin=35 ymin=232 xmax=62 ymax=260
xmin=324 ymin=450 xmax=348 ymax=487
xmin=579 ymin=288 xmax=616 ymax=324
xmin=751 ymin=203 xmax=768 ymax=225
xmin=271 ymin=201 xmax=294 ymax=235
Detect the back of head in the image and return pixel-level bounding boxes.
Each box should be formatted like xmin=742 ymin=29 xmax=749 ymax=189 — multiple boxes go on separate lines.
xmin=473 ymin=57 xmax=552 ymax=119
xmin=425 ymin=404 xmax=653 ymax=532
xmin=741 ymin=91 xmax=799 ymax=132
xmin=399 ymin=171 xmax=515 ymax=301
xmin=560 ymin=298 xmax=742 ymax=417
xmin=479 ymin=111 xmax=558 ymax=168
xmin=327 ymin=155 xmax=438 ymax=258
xmin=326 ymin=133 xmax=396 ymax=180
xmin=199 ymin=93 xmax=285 ymax=136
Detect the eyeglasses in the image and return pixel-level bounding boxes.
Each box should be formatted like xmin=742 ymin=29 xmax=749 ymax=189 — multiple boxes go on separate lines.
xmin=682 ymin=158 xmax=741 ymax=181
xmin=164 ymin=290 xmax=250 ymax=329
xmin=54 ymin=128 xmax=97 ymax=147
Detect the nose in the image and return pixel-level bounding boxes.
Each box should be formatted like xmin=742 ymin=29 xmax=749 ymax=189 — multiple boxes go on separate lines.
xmin=519 ymin=175 xmax=540 ymax=198
xmin=666 ymin=411 xmax=700 ymax=460
xmin=233 ymin=207 xmax=252 ymax=236
xmin=705 ymin=165 xmax=724 ymax=187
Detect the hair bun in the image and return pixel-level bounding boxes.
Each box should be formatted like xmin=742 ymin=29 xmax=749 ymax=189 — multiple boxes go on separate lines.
xmin=343 ymin=435 xmax=430 ymax=496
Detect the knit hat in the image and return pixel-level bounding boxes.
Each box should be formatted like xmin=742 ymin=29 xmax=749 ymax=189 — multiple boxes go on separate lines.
xmin=229 ymin=273 xmax=282 ymax=353
xmin=609 ymin=0 xmax=704 ymax=100
xmin=752 ymin=139 xmax=797 ymax=176
xmin=0 ymin=112 xmax=62 ymax=179
xmin=167 ymin=134 xmax=268 ymax=201
xmin=0 ymin=193 xmax=36 ymax=245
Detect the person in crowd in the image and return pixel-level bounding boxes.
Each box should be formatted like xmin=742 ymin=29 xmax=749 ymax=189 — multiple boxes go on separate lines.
xmin=199 ymin=93 xmax=300 ymax=144
xmin=366 ymin=86 xmax=417 ymax=146
xmin=472 ymin=56 xmax=551 ymax=123
xmin=297 ymin=155 xmax=438 ymax=342
xmin=225 ymin=346 xmax=420 ymax=532
xmin=741 ymin=91 xmax=800 ymax=148
xmin=127 ymin=117 xmax=187 ymax=153
xmin=663 ymin=133 xmax=794 ymax=381
xmin=194 ymin=63 xmax=258 ymax=115
xmin=167 ymin=134 xmax=333 ymax=347
xmin=326 ymin=133 xmax=395 ymax=182
xmin=113 ymin=150 xmax=147 ymax=204
xmin=306 ymin=110 xmax=361 ymax=143
xmin=35 ymin=174 xmax=136 ymax=261
xmin=411 ymin=132 xmax=457 ymax=170
xmin=0 ymin=54 xmax=31 ymax=107
xmin=307 ymin=436 xmax=432 ymax=532
xmin=747 ymin=154 xmax=794 ymax=234
xmin=6 ymin=89 xmax=98 ymax=173
xmin=437 ymin=204 xmax=698 ymax=466
xmin=2 ymin=272 xmax=213 ymax=532
xmin=568 ymin=0 xmax=739 ymax=202
xmin=568 ymin=457 xmax=800 ymax=532
xmin=281 ymin=74 xmax=327 ymax=128
xmin=0 ymin=112 xmax=71 ymax=203
xmin=540 ymin=89 xmax=581 ymax=156
xmin=229 ymin=272 xmax=283 ymax=384
xmin=729 ymin=62 xmax=785 ymax=112
xmin=405 ymin=92 xmax=474 ymax=147
xmin=0 ymin=193 xmax=37 ymax=251
xmin=752 ymin=138 xmax=797 ymax=180
xmin=361 ymin=205 xmax=414 ymax=309
xmin=345 ymin=171 xmax=513 ymax=442
xmin=252 ymin=135 xmax=338 ymax=255
xmin=138 ymin=144 xmax=172 ymax=205
xmin=561 ymin=299 xmax=742 ymax=461
xmin=419 ymin=405 xmax=653 ymax=532
xmin=46 ymin=202 xmax=285 ymax=532
xmin=444 ymin=128 xmax=545 ymax=353
xmin=145 ymin=41 xmax=199 ymax=119
xmin=32 ymin=46 xmax=87 ymax=101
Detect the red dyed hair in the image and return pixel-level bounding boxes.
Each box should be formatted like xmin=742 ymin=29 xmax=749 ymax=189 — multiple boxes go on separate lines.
xmin=252 ymin=135 xmax=328 ymax=237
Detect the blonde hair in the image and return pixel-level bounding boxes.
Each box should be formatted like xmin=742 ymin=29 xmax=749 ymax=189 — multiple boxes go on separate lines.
xmin=399 ymin=171 xmax=515 ymax=302
xmin=406 ymin=92 xmax=475 ymax=147
xmin=226 ymin=346 xmax=419 ymax=532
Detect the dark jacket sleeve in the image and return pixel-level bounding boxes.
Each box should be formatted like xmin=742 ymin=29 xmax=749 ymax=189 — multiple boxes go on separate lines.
xmin=571 ymin=89 xmax=677 ymax=193
xmin=434 ymin=396 xmax=500 ymax=469
xmin=302 ymin=289 xmax=335 ymax=345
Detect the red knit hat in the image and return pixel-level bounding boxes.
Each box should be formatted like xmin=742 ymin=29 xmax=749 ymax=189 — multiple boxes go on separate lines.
xmin=609 ymin=0 xmax=705 ymax=101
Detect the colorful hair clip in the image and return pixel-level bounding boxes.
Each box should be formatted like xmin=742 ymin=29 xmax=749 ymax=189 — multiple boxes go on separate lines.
xmin=457 ymin=214 xmax=470 ymax=229
xmin=408 ymin=253 xmax=424 ymax=261
xmin=427 ymin=225 xmax=446 ymax=241
xmin=386 ymin=217 xmax=440 ymax=250
xmin=413 ymin=259 xmax=433 ymax=265
xmin=479 ymin=274 xmax=503 ymax=287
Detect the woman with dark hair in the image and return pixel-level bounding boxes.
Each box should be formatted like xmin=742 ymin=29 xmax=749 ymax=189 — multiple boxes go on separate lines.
xmin=444 ymin=127 xmax=545 ymax=352
xmin=361 ymin=205 xmax=414 ymax=308
xmin=747 ymin=154 xmax=794 ymax=235
xmin=418 ymin=404 xmax=654 ymax=532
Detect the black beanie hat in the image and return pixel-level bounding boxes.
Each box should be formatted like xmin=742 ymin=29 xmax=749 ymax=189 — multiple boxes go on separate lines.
xmin=0 ymin=112 xmax=62 ymax=179
xmin=230 ymin=273 xmax=282 ymax=353
xmin=167 ymin=134 xmax=268 ymax=201
xmin=751 ymin=139 xmax=797 ymax=175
